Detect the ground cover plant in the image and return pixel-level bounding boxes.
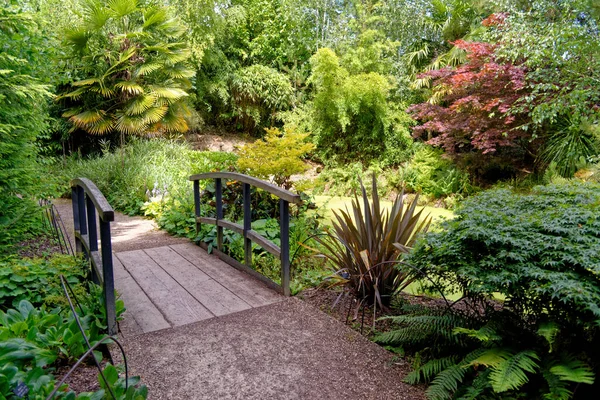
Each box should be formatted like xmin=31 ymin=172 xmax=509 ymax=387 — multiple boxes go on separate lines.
xmin=376 ymin=181 xmax=600 ymax=399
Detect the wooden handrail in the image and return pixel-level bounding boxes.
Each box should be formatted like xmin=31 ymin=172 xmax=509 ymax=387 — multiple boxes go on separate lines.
xmin=70 ymin=178 xmax=117 ymax=335
xmin=190 ymin=172 xmax=300 ymax=296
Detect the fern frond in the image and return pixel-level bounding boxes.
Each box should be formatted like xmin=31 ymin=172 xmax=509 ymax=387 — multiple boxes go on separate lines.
xmin=406 ymin=356 xmax=460 ymax=384
xmin=542 ymin=367 xmax=572 ymax=400
xmin=537 ymin=322 xmax=560 ymax=352
xmin=426 ymin=364 xmax=466 ymax=400
xmin=489 ymin=350 xmax=539 ymax=393
xmin=549 ymin=356 xmax=595 ymax=385
xmin=454 ymin=324 xmax=501 ymax=343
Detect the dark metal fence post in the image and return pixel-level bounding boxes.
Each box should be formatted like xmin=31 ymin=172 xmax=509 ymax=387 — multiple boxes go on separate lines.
xmin=215 ymin=178 xmax=223 ymax=251
xmin=280 ymin=199 xmax=290 ymax=296
xmin=243 ymin=183 xmax=252 ymax=267
xmin=77 ymin=187 xmax=88 ymax=241
xmin=100 ymin=219 xmax=117 ymax=336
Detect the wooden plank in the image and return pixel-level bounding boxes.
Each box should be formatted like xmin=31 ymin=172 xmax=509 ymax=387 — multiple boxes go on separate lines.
xmin=144 ymin=247 xmax=252 ymax=316
xmin=113 ymin=256 xmax=171 ymax=334
xmin=115 ymin=250 xmax=214 ymax=327
xmin=169 ymin=243 xmax=282 ymax=307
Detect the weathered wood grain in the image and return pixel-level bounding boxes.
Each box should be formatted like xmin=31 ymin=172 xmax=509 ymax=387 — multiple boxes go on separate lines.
xmin=115 ymin=250 xmax=214 ymax=326
xmin=144 ymin=246 xmax=252 ymax=316
xmin=113 ymin=256 xmax=171 ymax=334
xmin=169 ymin=243 xmax=282 ymax=307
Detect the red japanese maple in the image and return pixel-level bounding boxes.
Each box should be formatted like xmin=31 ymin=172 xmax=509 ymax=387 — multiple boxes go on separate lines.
xmin=409 ymin=39 xmax=532 ymax=159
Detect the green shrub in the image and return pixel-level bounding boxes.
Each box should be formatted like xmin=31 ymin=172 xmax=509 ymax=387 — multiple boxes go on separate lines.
xmin=389 ymin=182 xmax=600 ymax=399
xmin=315 ymin=176 xmax=431 ymax=309
xmin=400 ymin=146 xmax=473 ymax=199
xmin=230 ymin=64 xmax=294 ymax=133
xmin=0 ymin=6 xmax=53 ymax=252
xmin=237 ymin=126 xmax=315 ymax=189
xmin=1 ymin=301 xmax=144 ymax=399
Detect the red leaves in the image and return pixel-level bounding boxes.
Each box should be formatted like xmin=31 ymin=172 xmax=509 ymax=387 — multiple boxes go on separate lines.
xmin=482 ymin=13 xmax=508 ymax=27
xmin=409 ymin=39 xmax=530 ymax=158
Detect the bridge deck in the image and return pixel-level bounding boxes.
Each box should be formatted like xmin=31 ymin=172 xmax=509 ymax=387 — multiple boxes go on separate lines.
xmin=113 ymin=242 xmax=282 ymax=336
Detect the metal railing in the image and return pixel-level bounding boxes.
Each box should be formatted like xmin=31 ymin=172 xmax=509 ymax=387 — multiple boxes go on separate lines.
xmin=190 ymin=172 xmax=302 ymax=296
xmin=71 ymin=177 xmax=117 ymax=335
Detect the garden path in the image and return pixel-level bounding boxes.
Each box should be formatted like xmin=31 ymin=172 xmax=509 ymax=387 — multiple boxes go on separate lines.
xmin=53 ymin=199 xmax=425 ymax=400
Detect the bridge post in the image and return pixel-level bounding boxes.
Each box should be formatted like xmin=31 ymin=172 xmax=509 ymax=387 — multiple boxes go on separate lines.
xmin=100 ymin=218 xmax=117 ymax=336
xmin=243 ymin=183 xmax=252 ymax=267
xmin=194 ymin=180 xmax=201 ymax=234
xmin=280 ymin=199 xmax=290 ymax=296
xmin=215 ymin=178 xmax=223 ymax=252
xmin=86 ymin=196 xmax=99 ymax=284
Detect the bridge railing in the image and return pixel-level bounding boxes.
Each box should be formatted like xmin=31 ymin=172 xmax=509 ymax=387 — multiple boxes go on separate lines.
xmin=70 ymin=178 xmax=117 ymax=335
xmin=190 ymin=172 xmax=302 ymax=296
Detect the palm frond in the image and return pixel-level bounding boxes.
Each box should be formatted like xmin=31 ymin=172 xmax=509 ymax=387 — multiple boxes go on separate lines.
xmin=124 ymin=94 xmax=155 ymax=115
xmin=107 ymin=0 xmax=137 ymax=18
xmin=114 ymin=81 xmax=144 ymax=95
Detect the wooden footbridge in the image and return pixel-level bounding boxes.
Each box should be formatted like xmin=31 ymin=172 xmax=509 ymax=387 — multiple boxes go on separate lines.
xmin=69 ymin=173 xmax=301 ymax=335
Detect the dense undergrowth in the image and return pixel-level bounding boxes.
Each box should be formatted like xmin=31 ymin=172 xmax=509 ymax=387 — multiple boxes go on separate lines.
xmin=376 ymin=182 xmax=600 ymax=399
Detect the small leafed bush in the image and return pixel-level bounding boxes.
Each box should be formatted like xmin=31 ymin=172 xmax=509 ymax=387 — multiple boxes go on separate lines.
xmin=315 ymin=175 xmax=430 ymax=310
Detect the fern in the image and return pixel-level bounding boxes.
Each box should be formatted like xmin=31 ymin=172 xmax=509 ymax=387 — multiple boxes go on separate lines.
xmin=406 ymin=355 xmax=460 ymax=384
xmin=426 ymin=364 xmax=467 ymax=400
xmin=377 ymin=313 xmax=471 ymax=346
xmin=489 ymin=350 xmax=539 ymax=393
xmin=548 ymin=356 xmax=595 ymax=385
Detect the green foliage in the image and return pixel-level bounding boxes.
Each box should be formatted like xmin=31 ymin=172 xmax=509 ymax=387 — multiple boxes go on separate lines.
xmin=237 ymin=126 xmax=315 ymax=188
xmin=0 ymin=255 xmax=86 ymax=309
xmin=55 ymin=138 xmax=237 ymax=215
xmin=377 ymin=306 xmax=596 ymax=400
xmin=309 ymin=47 xmax=395 ymax=163
xmin=57 ymin=0 xmax=195 ymax=141
xmin=230 ymin=64 xmax=294 ymax=133
xmin=315 ymin=175 xmax=431 ymax=309
xmin=490 ymin=1 xmax=600 ymax=177
xmin=0 ymin=302 xmax=145 ymax=399
xmin=0 ymin=4 xmax=54 ymax=251
xmin=391 ymin=181 xmax=600 ymax=399
xmin=400 ymin=146 xmax=473 ymax=198
xmin=409 ymin=182 xmax=600 ymax=327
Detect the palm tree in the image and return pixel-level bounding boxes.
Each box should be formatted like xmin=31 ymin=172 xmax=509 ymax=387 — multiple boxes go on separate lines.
xmin=404 ymin=0 xmax=481 ymax=92
xmin=57 ymin=0 xmax=195 ymax=141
